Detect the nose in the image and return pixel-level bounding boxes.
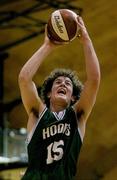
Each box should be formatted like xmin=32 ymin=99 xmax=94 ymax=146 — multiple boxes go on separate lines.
xmin=61 ymin=81 xmax=66 ymax=86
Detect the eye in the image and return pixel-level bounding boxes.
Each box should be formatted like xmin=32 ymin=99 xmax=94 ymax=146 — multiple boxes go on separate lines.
xmin=65 ymin=80 xmax=72 ymax=86
xmin=55 ymin=79 xmax=61 ymax=84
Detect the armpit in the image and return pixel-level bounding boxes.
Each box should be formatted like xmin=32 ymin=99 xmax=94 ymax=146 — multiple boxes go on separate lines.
xmin=77 ymin=109 xmax=84 ymax=120
xmin=31 ymin=107 xmax=39 ymax=118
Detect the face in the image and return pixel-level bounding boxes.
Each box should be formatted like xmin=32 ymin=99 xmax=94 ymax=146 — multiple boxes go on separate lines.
xmin=49 ymin=76 xmax=74 ymax=107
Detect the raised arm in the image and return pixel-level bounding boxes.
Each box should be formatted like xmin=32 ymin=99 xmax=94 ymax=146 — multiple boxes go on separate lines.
xmin=18 ymin=29 xmax=55 ymax=116
xmin=74 ymin=16 xmax=101 ymax=136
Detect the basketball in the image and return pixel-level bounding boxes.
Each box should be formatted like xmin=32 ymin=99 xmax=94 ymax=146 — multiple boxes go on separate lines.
xmin=47 ymin=9 xmax=79 ymax=43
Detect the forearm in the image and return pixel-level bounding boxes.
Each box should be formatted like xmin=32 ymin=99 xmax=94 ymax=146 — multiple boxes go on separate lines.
xmin=83 ymin=38 xmax=101 ymax=82
xmin=19 ymin=43 xmax=53 ymax=81
xmin=77 ymin=16 xmax=100 ymax=83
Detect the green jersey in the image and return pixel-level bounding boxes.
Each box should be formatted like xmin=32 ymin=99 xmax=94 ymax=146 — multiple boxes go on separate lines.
xmin=22 ymin=106 xmax=82 ymax=180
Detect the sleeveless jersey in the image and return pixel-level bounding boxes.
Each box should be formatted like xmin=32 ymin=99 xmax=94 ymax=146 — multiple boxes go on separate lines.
xmin=21 ymin=106 xmax=82 ymax=180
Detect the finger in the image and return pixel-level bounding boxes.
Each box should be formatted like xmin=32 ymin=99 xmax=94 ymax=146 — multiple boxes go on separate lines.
xmin=77 ymin=16 xmax=85 ymax=28
xmin=52 ymin=40 xmax=69 ymax=45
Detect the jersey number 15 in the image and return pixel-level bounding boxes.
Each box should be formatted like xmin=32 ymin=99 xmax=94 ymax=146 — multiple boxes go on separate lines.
xmin=46 ymin=140 xmax=64 ymax=164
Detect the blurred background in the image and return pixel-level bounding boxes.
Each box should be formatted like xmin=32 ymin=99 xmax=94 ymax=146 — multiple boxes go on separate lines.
xmin=0 ymin=0 xmax=117 ymax=179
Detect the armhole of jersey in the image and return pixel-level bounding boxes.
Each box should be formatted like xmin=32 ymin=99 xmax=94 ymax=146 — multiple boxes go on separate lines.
xmin=71 ymin=106 xmax=84 ymax=143
xmin=26 ymin=106 xmax=47 ymax=145
xmin=78 ymin=127 xmax=83 ymax=143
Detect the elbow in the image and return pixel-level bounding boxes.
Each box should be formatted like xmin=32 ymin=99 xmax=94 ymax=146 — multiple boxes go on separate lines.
xmin=94 ymin=76 xmax=100 ymax=89
xmin=88 ymin=71 xmax=101 ymax=89
xmin=91 ymin=72 xmax=101 ymax=89
xmin=93 ymin=72 xmax=101 ymax=83
xmin=92 ymin=68 xmax=101 ymax=84
xmin=18 ymin=71 xmax=25 ymax=82
xmin=18 ymin=70 xmax=31 ymax=85
xmin=18 ymin=73 xmax=25 ymax=87
xmin=95 ymin=70 xmax=101 ymax=86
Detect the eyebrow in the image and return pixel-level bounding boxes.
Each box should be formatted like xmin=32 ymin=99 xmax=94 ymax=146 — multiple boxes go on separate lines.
xmin=65 ymin=79 xmax=72 ymax=84
xmin=55 ymin=77 xmax=72 ymax=83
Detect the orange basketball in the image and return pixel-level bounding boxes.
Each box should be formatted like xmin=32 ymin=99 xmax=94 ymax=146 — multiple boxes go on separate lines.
xmin=47 ymin=9 xmax=79 ymax=43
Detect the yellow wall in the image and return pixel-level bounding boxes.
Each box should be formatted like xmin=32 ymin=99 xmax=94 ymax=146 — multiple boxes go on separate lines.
xmin=0 ymin=168 xmax=27 ymax=180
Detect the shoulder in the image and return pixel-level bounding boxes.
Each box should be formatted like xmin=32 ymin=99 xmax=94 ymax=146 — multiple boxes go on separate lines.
xmin=70 ymin=106 xmax=84 ymax=119
xmin=27 ymin=105 xmax=47 ymax=133
xmin=71 ymin=105 xmax=86 ymax=140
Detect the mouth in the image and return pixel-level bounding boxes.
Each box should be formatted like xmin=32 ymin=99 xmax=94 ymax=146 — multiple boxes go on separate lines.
xmin=57 ymin=88 xmax=66 ymax=95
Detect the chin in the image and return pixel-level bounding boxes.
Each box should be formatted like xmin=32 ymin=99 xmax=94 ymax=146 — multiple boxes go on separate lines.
xmin=56 ymin=96 xmax=69 ymax=107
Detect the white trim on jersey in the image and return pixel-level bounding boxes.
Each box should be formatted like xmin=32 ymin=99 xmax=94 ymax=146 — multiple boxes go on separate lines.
xmin=53 ymin=109 xmax=83 ymax=142
xmin=53 ymin=109 xmax=66 ymax=121
xmin=26 ymin=107 xmax=47 ymax=145
xmin=71 ymin=106 xmax=84 ymax=143
xmin=78 ymin=128 xmax=83 ymax=143
xmin=26 ymin=107 xmax=83 ymax=145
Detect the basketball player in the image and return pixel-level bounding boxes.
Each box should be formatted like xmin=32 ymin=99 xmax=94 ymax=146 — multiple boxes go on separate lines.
xmin=19 ymin=16 xmax=100 ymax=180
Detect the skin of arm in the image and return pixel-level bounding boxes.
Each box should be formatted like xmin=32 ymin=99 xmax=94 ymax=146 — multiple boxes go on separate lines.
xmin=73 ymin=16 xmax=101 ymax=138
xmin=18 ymin=29 xmax=57 ymax=133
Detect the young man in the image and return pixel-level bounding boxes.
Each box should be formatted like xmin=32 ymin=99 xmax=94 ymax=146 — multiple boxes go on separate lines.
xmin=19 ymin=16 xmax=100 ymax=180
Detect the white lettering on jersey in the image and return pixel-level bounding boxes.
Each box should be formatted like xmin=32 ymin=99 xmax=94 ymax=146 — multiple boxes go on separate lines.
xmin=43 ymin=123 xmax=70 ymax=139
xmin=46 ymin=140 xmax=64 ymax=164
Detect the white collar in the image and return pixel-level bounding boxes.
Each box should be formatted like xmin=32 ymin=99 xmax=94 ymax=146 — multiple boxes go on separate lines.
xmin=53 ymin=109 xmax=66 ymax=121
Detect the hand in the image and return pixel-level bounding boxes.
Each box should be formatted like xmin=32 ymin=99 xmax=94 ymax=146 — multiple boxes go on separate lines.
xmin=44 ymin=25 xmax=55 ymax=47
xmin=44 ymin=25 xmax=69 ymax=47
xmin=76 ymin=16 xmax=91 ymax=43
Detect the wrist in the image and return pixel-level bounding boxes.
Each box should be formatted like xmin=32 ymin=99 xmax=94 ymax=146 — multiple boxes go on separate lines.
xmin=42 ymin=41 xmax=55 ymax=52
xmin=81 ymin=36 xmax=92 ymax=45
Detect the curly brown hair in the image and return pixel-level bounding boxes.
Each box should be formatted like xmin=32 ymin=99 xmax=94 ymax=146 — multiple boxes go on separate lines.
xmin=40 ymin=68 xmax=83 ymax=107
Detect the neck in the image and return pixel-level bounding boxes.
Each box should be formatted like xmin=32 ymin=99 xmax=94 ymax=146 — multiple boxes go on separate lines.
xmin=50 ymin=102 xmax=67 ymax=112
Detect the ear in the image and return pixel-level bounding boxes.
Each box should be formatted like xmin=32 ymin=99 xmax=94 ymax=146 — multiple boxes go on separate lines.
xmin=71 ymin=95 xmax=76 ymax=104
xmin=71 ymin=95 xmax=75 ymax=101
xmin=47 ymin=92 xmax=51 ymax=98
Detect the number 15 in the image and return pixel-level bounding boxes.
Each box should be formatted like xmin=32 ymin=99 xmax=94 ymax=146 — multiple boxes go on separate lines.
xmin=46 ymin=140 xmax=64 ymax=164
